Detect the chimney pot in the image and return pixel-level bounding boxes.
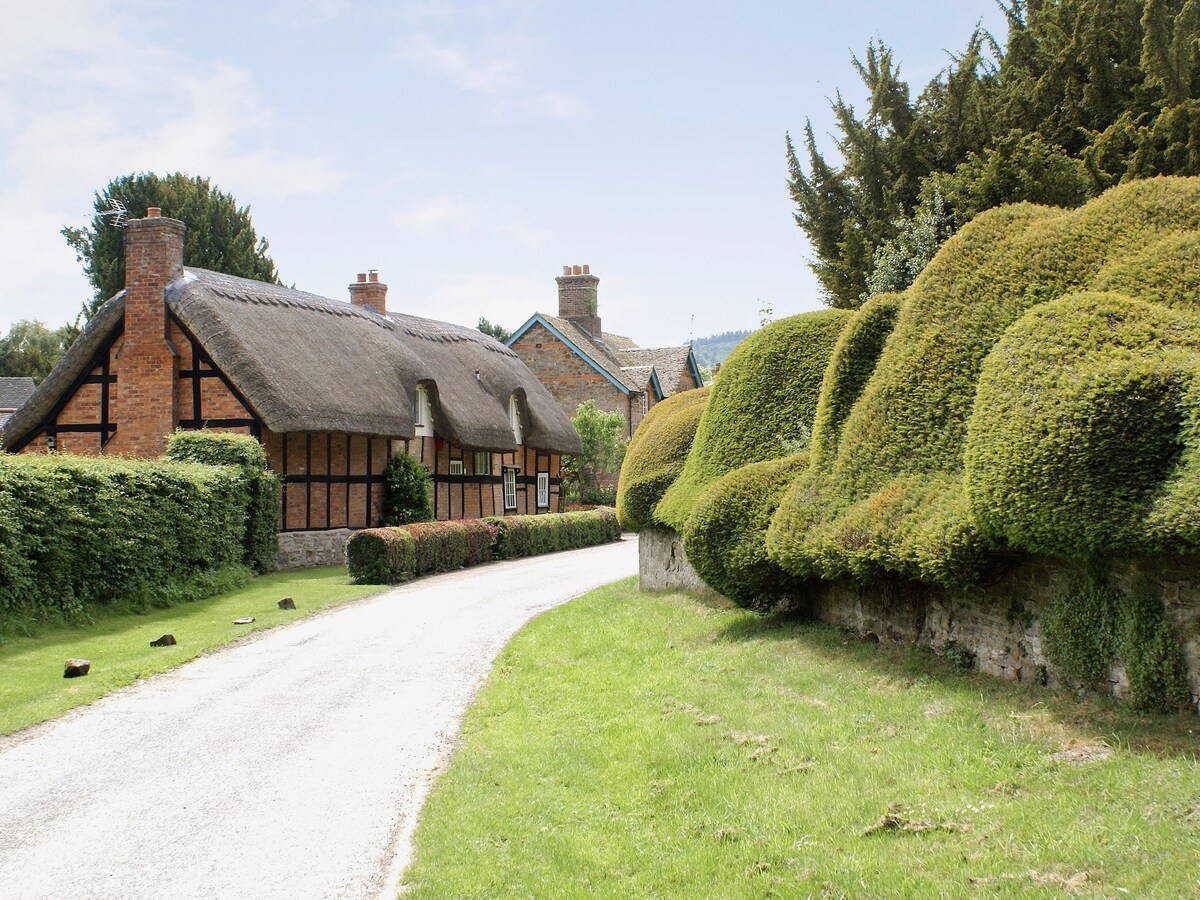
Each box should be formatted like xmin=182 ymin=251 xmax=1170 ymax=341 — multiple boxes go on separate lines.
xmin=572 ymin=265 xmax=582 ymax=275
xmin=146 ymin=207 xmax=161 ymax=218
xmin=356 ymin=272 xmax=367 ymax=283
xmin=563 ymin=265 xmax=571 ymax=276
xmin=368 ymin=270 xmax=379 ymax=283
xmin=582 ymin=264 xmax=590 ymax=275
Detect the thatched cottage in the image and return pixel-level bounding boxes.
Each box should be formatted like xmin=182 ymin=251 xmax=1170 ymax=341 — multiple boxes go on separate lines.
xmin=507 ymin=266 xmax=703 ymax=438
xmin=1 ymin=209 xmax=581 ymax=537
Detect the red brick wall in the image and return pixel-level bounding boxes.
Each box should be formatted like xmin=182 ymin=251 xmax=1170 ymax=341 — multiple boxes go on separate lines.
xmin=509 ymin=322 xmax=637 ymax=437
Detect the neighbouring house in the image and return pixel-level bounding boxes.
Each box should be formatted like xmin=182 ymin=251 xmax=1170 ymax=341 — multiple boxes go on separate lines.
xmin=0 ymin=377 xmax=35 ymax=427
xmin=506 ymin=266 xmax=703 ymax=439
xmin=1 ymin=209 xmax=581 ymax=538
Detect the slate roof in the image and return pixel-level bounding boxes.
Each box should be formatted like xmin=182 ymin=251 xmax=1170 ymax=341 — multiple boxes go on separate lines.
xmin=3 ymin=269 xmax=581 ymax=455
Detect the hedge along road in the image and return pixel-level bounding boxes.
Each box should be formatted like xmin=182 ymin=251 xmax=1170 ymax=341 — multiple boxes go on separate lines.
xmin=0 ymin=537 xmax=639 ymax=900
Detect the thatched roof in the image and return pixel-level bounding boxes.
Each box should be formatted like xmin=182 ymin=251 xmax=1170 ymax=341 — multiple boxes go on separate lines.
xmin=387 ymin=311 xmax=580 ymax=453
xmin=3 ymin=268 xmax=581 ymax=455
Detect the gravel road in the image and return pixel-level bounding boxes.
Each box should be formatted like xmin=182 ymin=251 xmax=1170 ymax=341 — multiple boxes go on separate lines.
xmin=0 ymin=537 xmax=639 ymax=899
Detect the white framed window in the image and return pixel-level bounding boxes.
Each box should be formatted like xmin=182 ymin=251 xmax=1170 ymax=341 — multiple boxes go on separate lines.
xmin=509 ymin=395 xmax=523 ymax=444
xmin=503 ymin=467 xmax=517 ymax=510
xmin=537 ymin=472 xmax=549 ymax=508
xmin=641 ymin=393 xmax=648 ymax=416
xmin=414 ymin=385 xmax=433 ymax=436
xmin=449 ymin=459 xmax=464 ymax=475
xmin=474 ymin=450 xmax=490 ymax=474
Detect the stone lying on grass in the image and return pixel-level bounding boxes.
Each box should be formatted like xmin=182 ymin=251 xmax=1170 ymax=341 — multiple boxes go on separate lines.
xmin=63 ymin=659 xmax=90 ymax=678
xmin=232 ymin=617 xmax=255 ymax=625
xmin=278 ymin=597 xmax=296 ymax=610
xmin=150 ymin=633 xmax=177 ymax=647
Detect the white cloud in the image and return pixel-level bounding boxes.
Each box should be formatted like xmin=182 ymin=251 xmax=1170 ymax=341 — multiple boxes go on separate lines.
xmin=409 ymin=272 xmax=547 ymax=330
xmin=391 ymin=31 xmax=589 ymax=120
xmin=394 ymin=195 xmax=476 ymax=232
xmin=393 ymin=195 xmax=549 ymax=248
xmin=0 ymin=1 xmax=346 ymax=330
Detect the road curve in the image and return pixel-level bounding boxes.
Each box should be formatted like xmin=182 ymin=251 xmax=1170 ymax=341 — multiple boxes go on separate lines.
xmin=0 ymin=537 xmax=639 ymax=899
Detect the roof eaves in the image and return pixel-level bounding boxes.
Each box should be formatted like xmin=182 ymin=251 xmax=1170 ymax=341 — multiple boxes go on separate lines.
xmin=510 ymin=313 xmax=631 ymax=395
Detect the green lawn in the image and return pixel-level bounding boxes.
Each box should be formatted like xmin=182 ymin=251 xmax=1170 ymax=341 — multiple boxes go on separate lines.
xmin=0 ymin=566 xmax=386 ymax=736
xmin=404 ymin=577 xmax=1200 ymax=898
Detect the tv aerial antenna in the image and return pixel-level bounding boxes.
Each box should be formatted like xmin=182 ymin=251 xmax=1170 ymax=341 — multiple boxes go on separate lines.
xmin=99 ymin=197 xmax=128 ymax=228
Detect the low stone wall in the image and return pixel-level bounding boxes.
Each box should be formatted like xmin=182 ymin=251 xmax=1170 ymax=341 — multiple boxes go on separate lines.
xmin=275 ymin=529 xmax=352 ymax=570
xmin=639 ymin=527 xmax=1200 ymax=705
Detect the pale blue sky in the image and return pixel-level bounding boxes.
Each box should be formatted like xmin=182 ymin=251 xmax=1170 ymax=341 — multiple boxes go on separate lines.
xmin=1 ymin=0 xmax=1005 ymax=346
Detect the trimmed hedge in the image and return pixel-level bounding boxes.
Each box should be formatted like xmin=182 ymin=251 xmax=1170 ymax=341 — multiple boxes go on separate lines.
xmin=346 ymin=508 xmax=622 ymax=584
xmin=163 ymin=431 xmax=280 ymax=573
xmin=655 ymin=309 xmax=851 ymax=530
xmin=965 ymin=292 xmax=1200 ymax=558
xmin=0 ymin=453 xmax=252 ymax=620
xmin=616 ymin=387 xmax=709 ymax=531
xmin=681 ymin=453 xmax=812 ymax=611
xmin=769 ymin=177 xmax=1200 ymax=586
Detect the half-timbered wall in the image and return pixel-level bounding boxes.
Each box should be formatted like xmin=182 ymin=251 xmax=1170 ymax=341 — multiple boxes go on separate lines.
xmin=265 ymin=431 xmax=560 ymax=531
xmin=16 ymin=316 xmax=563 ymax=531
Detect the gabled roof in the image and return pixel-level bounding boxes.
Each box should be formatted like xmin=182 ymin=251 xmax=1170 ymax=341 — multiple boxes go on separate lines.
xmin=508 ymin=313 xmax=644 ymax=394
xmin=3 ymin=268 xmax=581 ymax=455
xmin=507 ymin=312 xmax=701 ymax=401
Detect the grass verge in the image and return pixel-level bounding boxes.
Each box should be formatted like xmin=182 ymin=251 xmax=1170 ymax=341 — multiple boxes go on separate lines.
xmin=404 ymin=577 xmax=1200 ymax=898
xmin=0 ymin=566 xmax=386 ymax=736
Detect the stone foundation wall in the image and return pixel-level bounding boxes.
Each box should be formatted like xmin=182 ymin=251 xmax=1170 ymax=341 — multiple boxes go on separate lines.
xmin=639 ymin=528 xmax=1200 ymax=705
xmin=275 ymin=529 xmax=352 ymax=570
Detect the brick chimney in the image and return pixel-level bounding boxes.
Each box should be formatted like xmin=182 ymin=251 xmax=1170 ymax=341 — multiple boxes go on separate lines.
xmin=556 ymin=264 xmax=601 ymax=336
xmin=109 ymin=207 xmax=184 ymax=457
xmin=349 ymin=269 xmax=387 ymax=315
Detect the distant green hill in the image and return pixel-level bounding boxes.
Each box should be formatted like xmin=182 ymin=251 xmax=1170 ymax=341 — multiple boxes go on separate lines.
xmin=687 ymin=330 xmax=750 ymax=367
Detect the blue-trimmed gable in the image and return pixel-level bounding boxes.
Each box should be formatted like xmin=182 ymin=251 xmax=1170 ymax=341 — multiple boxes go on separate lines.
xmin=648 ymin=369 xmax=664 ymax=401
xmin=686 ymin=348 xmax=704 ymax=388
xmin=507 ymin=314 xmax=631 ymax=395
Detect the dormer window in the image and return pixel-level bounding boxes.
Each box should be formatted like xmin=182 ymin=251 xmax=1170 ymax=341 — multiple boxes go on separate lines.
xmin=415 ymin=385 xmax=434 ymax=437
xmin=509 ymin=395 xmax=523 ymax=444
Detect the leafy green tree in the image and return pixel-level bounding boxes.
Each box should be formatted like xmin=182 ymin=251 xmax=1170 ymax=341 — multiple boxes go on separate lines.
xmin=863 ymin=192 xmax=956 ymax=298
xmin=563 ymin=400 xmax=626 ymax=504
xmin=62 ymin=172 xmax=279 ymax=317
xmin=476 ymin=316 xmax=512 ymax=342
xmin=382 ymin=452 xmax=433 ymax=525
xmin=0 ymin=320 xmax=79 ymax=383
xmin=788 ymin=1 xmax=1200 ymax=308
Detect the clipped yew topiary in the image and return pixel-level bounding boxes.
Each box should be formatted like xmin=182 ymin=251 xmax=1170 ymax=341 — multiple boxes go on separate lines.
xmin=769 ymin=177 xmax=1200 ymax=586
xmin=655 ymin=309 xmax=851 ymax=531
xmin=965 ymin=292 xmax=1200 ymax=559
xmin=616 ymin=387 xmax=709 ymax=530
xmin=681 ymin=453 xmax=812 ymax=611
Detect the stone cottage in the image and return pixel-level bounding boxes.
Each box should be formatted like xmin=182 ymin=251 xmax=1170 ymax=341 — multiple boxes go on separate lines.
xmin=506 ymin=266 xmax=703 ymax=438
xmin=1 ymin=209 xmax=581 ymax=540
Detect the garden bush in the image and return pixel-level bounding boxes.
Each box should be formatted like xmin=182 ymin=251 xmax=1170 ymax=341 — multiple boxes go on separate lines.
xmin=382 ymin=451 xmax=433 ymax=525
xmin=163 ymin=430 xmax=280 ymax=572
xmin=0 ymin=453 xmax=253 ymax=622
xmin=681 ymin=453 xmax=812 ymax=610
xmin=347 ymin=508 xmax=621 ymax=583
xmin=346 ymin=527 xmax=417 ymax=584
xmin=655 ymin=309 xmax=851 ymax=530
xmin=616 ymin=387 xmax=709 ymax=530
